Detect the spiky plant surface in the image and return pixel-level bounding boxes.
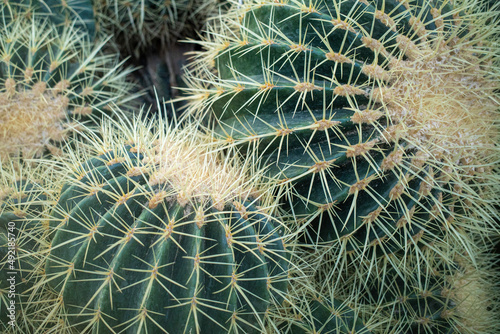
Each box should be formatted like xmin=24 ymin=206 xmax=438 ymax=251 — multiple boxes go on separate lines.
xmin=40 ymin=111 xmax=295 ymax=334
xmin=0 ymin=8 xmax=139 ymax=161
xmin=0 ymin=160 xmax=61 ymax=331
xmin=2 ymin=0 xmax=95 ymax=37
xmin=92 ymin=0 xmax=224 ymax=56
xmin=343 ymin=241 xmax=500 ymax=334
xmin=273 ymin=276 xmax=377 ymax=334
xmin=182 ymin=0 xmax=500 ymax=283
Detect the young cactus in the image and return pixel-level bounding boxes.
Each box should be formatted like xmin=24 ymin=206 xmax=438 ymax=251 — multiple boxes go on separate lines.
xmin=0 ymin=9 xmax=138 ymax=161
xmin=43 ymin=112 xmax=292 ymax=333
xmin=182 ymin=0 xmax=500 ymax=274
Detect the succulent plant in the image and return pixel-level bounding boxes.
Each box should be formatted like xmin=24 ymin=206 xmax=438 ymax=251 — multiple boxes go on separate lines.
xmin=354 ymin=241 xmax=500 ymax=334
xmin=43 ymin=113 xmax=292 ymax=333
xmin=92 ymin=0 xmax=223 ymax=56
xmin=0 ymin=8 xmax=139 ymax=161
xmin=182 ymin=0 xmax=500 ymax=280
xmin=1 ymin=0 xmax=95 ymax=37
xmin=276 ymin=282 xmax=374 ymax=334
xmin=0 ymin=160 xmax=58 ymax=330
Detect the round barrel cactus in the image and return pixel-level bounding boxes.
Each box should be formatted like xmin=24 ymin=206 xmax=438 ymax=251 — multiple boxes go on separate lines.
xmin=44 ymin=115 xmax=291 ymax=333
xmin=0 ymin=8 xmax=138 ymax=161
xmin=182 ymin=0 xmax=500 ymax=273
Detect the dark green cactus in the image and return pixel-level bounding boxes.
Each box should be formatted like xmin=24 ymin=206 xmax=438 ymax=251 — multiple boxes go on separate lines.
xmin=0 ymin=161 xmax=56 ymax=330
xmin=183 ymin=0 xmax=500 ymax=276
xmin=2 ymin=0 xmax=95 ymax=37
xmin=357 ymin=242 xmax=500 ymax=334
xmin=44 ymin=116 xmax=291 ymax=333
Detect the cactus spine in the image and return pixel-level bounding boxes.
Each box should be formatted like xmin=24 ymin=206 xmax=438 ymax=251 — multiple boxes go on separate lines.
xmin=43 ymin=114 xmax=292 ymax=333
xmin=182 ymin=0 xmax=500 ymax=280
xmin=0 ymin=8 xmax=138 ymax=161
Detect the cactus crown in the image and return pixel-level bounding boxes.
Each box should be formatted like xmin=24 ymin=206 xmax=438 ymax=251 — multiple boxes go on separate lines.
xmin=43 ymin=112 xmax=292 ymax=333
xmin=0 ymin=9 xmax=138 ymax=161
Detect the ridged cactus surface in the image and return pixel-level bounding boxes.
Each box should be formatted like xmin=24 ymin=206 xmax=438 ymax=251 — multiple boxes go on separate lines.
xmin=2 ymin=0 xmax=95 ymax=36
xmin=0 ymin=162 xmax=55 ymax=330
xmin=44 ymin=116 xmax=291 ymax=333
xmin=0 ymin=8 xmax=138 ymax=161
xmin=358 ymin=243 xmax=500 ymax=333
xmin=183 ymin=0 xmax=500 ymax=266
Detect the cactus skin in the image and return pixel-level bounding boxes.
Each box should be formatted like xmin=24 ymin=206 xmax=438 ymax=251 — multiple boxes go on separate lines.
xmin=356 ymin=242 xmax=500 ymax=334
xmin=2 ymin=0 xmax=95 ymax=37
xmin=183 ymin=0 xmax=500 ymax=272
xmin=0 ymin=9 xmax=138 ymax=161
xmin=44 ymin=116 xmax=290 ymax=333
xmin=0 ymin=162 xmax=55 ymax=330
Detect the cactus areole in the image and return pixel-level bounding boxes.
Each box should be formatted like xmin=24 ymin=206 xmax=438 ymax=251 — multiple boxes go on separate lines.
xmin=185 ymin=0 xmax=499 ymax=256
xmin=45 ymin=122 xmax=290 ymax=333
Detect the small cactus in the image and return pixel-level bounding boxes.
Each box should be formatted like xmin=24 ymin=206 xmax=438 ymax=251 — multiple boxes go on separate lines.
xmin=0 ymin=8 xmax=139 ymax=161
xmin=44 ymin=113 xmax=292 ymax=333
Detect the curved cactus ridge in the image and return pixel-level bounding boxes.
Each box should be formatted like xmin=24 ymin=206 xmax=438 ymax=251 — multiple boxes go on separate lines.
xmin=0 ymin=160 xmax=58 ymax=330
xmin=1 ymin=0 xmax=95 ymax=37
xmin=44 ymin=113 xmax=292 ymax=333
xmin=182 ymin=0 xmax=500 ymax=271
xmin=355 ymin=241 xmax=500 ymax=333
xmin=0 ymin=8 xmax=139 ymax=161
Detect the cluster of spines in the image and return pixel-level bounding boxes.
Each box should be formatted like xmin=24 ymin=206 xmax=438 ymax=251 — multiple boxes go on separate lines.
xmin=182 ymin=0 xmax=500 ymax=289
xmin=0 ymin=5 xmax=139 ymax=160
xmin=39 ymin=114 xmax=294 ymax=333
xmin=0 ymin=160 xmax=62 ymax=331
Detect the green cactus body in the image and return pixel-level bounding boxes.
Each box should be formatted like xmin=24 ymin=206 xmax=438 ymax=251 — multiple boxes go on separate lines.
xmin=183 ymin=0 xmax=500 ymax=267
xmin=0 ymin=162 xmax=55 ymax=330
xmin=280 ymin=298 xmax=372 ymax=334
xmin=0 ymin=9 xmax=138 ymax=160
xmin=44 ymin=117 xmax=290 ymax=333
xmin=2 ymin=0 xmax=95 ymax=37
xmin=359 ymin=243 xmax=500 ymax=333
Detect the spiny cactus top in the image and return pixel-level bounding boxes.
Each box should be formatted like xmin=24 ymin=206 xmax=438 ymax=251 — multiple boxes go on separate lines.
xmin=44 ymin=114 xmax=292 ymax=333
xmin=183 ymin=0 xmax=500 ymax=267
xmin=0 ymin=9 xmax=138 ymax=161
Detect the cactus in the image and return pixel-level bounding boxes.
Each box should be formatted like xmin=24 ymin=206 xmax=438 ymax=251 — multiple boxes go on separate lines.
xmin=43 ymin=113 xmax=292 ymax=333
xmin=0 ymin=160 xmax=58 ymax=331
xmin=353 ymin=242 xmax=500 ymax=333
xmin=182 ymin=0 xmax=500 ymax=278
xmin=276 ymin=282 xmax=375 ymax=334
xmin=0 ymin=9 xmax=139 ymax=161
xmin=92 ymin=0 xmax=222 ymax=56
xmin=2 ymin=0 xmax=95 ymax=37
